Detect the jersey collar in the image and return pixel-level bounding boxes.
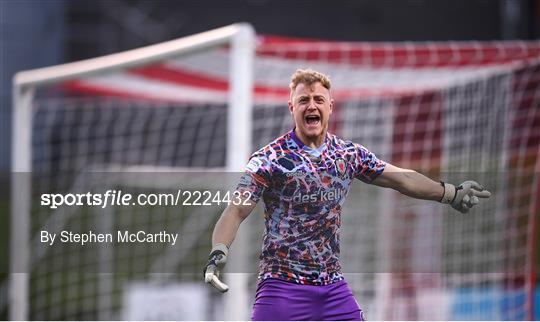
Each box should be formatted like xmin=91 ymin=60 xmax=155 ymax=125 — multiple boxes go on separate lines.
xmin=289 ymin=128 xmax=331 ymax=149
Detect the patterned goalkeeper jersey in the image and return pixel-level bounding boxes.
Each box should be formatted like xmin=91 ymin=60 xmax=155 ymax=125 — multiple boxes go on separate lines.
xmin=237 ymin=130 xmax=386 ymax=285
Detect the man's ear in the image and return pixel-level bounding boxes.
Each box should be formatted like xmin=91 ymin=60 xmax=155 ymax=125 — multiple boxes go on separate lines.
xmin=329 ymin=99 xmax=334 ymax=115
xmin=288 ymin=101 xmax=294 ymax=114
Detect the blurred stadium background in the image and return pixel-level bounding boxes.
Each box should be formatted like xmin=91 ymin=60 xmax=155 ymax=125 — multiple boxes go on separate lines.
xmin=1 ymin=0 xmax=540 ymax=320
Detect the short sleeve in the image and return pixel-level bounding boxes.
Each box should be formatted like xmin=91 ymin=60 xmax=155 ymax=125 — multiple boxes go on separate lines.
xmin=353 ymin=144 xmax=386 ymax=184
xmin=235 ymin=154 xmax=271 ymax=203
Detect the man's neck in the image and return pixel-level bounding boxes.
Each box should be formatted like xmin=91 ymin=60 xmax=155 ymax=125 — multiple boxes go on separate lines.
xmin=293 ymin=128 xmax=326 ymax=149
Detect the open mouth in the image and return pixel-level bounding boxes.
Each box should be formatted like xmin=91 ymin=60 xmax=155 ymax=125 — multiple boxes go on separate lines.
xmin=305 ymin=115 xmax=321 ymax=126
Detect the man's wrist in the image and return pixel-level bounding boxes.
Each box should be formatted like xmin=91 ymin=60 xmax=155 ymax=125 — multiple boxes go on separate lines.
xmin=440 ymin=182 xmax=456 ymax=204
xmin=210 ymin=243 xmax=229 ymax=257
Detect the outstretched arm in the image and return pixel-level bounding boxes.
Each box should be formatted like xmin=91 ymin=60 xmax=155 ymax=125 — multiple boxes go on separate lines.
xmin=372 ymin=163 xmax=491 ymax=213
xmin=372 ymin=163 xmax=444 ymax=201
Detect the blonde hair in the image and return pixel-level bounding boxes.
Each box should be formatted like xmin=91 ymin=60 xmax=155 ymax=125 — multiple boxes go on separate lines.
xmin=289 ymin=69 xmax=331 ymax=94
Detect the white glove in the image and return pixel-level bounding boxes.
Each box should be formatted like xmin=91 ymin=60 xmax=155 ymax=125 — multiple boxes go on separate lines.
xmin=440 ymin=181 xmax=491 ymax=214
xmin=203 ymin=243 xmax=229 ymax=293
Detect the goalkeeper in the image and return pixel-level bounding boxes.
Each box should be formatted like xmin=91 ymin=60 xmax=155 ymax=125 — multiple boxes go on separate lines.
xmin=204 ymin=69 xmax=491 ymax=321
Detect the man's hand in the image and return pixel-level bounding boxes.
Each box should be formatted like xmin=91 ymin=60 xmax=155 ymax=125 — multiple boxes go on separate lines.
xmin=441 ymin=181 xmax=491 ymax=213
xmin=203 ymin=243 xmax=229 ymax=293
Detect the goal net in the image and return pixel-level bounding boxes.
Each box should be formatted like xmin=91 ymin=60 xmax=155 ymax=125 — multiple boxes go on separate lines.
xmin=10 ymin=24 xmax=540 ymax=320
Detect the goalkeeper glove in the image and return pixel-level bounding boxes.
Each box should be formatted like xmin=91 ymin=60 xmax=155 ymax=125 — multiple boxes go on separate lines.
xmin=203 ymin=243 xmax=229 ymax=293
xmin=440 ymin=180 xmax=491 ymax=214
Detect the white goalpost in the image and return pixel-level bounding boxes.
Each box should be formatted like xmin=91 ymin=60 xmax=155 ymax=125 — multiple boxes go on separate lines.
xmin=11 ymin=23 xmax=255 ymax=321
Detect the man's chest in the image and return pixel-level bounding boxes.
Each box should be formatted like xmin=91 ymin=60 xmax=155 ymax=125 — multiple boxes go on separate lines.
xmin=265 ymin=149 xmax=356 ymax=202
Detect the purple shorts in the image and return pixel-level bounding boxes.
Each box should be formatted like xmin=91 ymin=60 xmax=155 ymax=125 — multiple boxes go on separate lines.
xmin=251 ymin=278 xmax=365 ymax=321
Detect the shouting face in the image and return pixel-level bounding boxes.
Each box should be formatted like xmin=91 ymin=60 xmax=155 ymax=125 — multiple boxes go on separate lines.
xmin=288 ymin=82 xmax=334 ymax=147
